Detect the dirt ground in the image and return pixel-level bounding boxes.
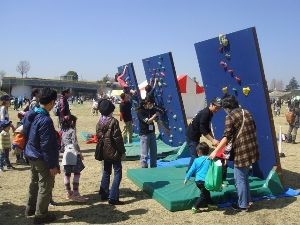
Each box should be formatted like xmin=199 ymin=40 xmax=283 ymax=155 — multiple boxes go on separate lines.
xmin=0 ymin=102 xmax=299 ymax=225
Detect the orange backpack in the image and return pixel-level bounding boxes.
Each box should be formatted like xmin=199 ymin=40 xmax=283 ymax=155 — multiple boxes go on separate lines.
xmin=285 ymin=111 xmax=296 ymax=125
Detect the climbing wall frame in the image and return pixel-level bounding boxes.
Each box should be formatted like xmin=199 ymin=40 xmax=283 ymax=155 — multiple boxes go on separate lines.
xmin=194 ymin=27 xmax=280 ymax=179
xmin=118 ymin=63 xmax=142 ymax=134
xmin=142 ymin=52 xmax=187 ymax=147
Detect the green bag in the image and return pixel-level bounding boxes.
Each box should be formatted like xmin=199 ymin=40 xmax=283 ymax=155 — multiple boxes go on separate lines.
xmin=204 ymin=159 xmax=223 ymax=192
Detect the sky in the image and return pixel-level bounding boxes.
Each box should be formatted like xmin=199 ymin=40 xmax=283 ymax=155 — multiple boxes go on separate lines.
xmin=0 ymin=0 xmax=299 ymax=85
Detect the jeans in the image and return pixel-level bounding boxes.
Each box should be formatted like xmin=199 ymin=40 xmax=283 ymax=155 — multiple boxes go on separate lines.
xmin=194 ymin=181 xmax=213 ymax=209
xmin=26 ymin=160 xmax=55 ymax=217
xmin=100 ymin=160 xmax=122 ymax=201
xmin=0 ymin=149 xmax=12 ymax=168
xmin=140 ymin=133 xmax=157 ymax=168
xmin=234 ymin=166 xmax=251 ymax=208
xmin=187 ymin=140 xmax=199 ymax=171
xmin=122 ymin=121 xmax=133 ymax=144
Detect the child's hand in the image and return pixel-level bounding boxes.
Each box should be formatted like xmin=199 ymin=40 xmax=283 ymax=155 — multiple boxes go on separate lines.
xmin=183 ymin=179 xmax=187 ymax=185
xmin=80 ymin=154 xmax=84 ymax=160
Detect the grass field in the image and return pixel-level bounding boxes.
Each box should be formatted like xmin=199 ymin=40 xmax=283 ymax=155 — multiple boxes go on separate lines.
xmin=0 ymin=102 xmax=299 ymax=225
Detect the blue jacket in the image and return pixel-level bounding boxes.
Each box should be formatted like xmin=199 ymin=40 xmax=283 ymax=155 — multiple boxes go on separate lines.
xmin=23 ymin=108 xmax=59 ymax=169
xmin=185 ymin=156 xmax=210 ymax=182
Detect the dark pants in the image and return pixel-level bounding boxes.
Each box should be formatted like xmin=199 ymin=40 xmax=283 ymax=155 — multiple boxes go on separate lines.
xmin=100 ymin=160 xmax=122 ymax=201
xmin=0 ymin=149 xmax=12 ymax=168
xmin=194 ymin=181 xmax=213 ymax=209
xmin=26 ymin=160 xmax=55 ymax=218
xmin=187 ymin=140 xmax=198 ymax=171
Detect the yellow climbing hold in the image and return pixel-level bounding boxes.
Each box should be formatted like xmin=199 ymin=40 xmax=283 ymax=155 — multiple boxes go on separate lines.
xmin=243 ymin=87 xmax=251 ymax=96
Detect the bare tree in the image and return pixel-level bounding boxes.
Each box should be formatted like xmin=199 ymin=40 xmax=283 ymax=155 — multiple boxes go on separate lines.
xmin=16 ymin=60 xmax=30 ymax=78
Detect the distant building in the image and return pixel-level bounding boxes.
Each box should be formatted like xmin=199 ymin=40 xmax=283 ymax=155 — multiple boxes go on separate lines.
xmin=1 ymin=77 xmax=98 ymax=98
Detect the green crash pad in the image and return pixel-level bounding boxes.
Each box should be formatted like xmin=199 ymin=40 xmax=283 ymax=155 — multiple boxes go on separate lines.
xmin=124 ymin=137 xmax=180 ymax=159
xmin=127 ymin=166 xmax=282 ymax=212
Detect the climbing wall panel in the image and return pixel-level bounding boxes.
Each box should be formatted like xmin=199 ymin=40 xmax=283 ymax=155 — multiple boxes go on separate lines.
xmin=194 ymin=27 xmax=280 ymax=179
xmin=142 ymin=52 xmax=187 ymax=147
xmin=118 ymin=63 xmax=142 ymax=134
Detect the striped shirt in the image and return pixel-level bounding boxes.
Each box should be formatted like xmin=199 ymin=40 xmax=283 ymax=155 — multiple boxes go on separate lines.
xmin=223 ymin=108 xmax=259 ymax=167
xmin=0 ymin=130 xmax=11 ymax=152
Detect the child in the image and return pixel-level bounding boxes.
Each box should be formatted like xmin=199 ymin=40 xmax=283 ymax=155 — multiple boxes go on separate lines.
xmin=184 ymin=142 xmax=216 ymax=213
xmin=0 ymin=120 xmax=13 ymax=171
xmin=115 ymin=65 xmax=136 ymax=95
xmin=96 ymin=99 xmax=126 ymax=205
xmin=61 ymin=115 xmax=87 ymax=202
xmin=12 ymin=124 xmax=26 ymax=164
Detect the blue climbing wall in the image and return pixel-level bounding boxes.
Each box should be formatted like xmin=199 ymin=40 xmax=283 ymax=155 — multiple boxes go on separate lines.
xmin=194 ymin=27 xmax=280 ymax=179
xmin=118 ymin=63 xmax=142 ymax=134
xmin=142 ymin=52 xmax=187 ymax=147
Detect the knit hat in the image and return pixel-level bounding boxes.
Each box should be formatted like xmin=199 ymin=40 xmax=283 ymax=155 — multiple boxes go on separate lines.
xmin=98 ymin=99 xmax=115 ymax=116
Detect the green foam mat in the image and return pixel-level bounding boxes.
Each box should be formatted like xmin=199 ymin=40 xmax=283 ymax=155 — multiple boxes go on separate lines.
xmin=124 ymin=138 xmax=180 ymax=159
xmin=127 ymin=167 xmax=279 ymax=212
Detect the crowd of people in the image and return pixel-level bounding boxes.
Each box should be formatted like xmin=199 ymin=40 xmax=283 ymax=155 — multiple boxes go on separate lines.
xmin=0 ymin=80 xmax=299 ymax=223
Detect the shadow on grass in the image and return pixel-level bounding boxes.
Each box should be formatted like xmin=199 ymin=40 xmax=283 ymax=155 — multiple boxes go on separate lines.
xmin=222 ymin=196 xmax=297 ymax=215
xmin=281 ymin=169 xmax=300 ymax=189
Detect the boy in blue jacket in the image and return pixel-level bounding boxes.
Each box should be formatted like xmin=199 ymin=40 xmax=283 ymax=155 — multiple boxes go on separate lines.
xmin=184 ymin=142 xmax=216 ymax=213
xmin=23 ymin=88 xmax=60 ymax=224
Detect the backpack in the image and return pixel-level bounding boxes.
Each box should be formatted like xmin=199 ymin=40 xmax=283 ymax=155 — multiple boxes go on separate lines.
xmin=53 ymin=102 xmax=60 ymax=116
xmin=285 ymin=111 xmax=296 ymax=125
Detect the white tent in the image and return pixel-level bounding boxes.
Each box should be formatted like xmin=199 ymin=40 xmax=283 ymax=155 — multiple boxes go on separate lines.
xmin=139 ymin=74 xmax=205 ymax=118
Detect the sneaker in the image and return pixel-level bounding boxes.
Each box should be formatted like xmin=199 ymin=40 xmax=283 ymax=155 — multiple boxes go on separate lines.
xmin=191 ymin=207 xmax=199 ymax=214
xmin=49 ymin=199 xmax=58 ymax=206
xmin=71 ymin=194 xmax=88 ymax=202
xmin=0 ymin=168 xmax=4 ymax=172
xmin=231 ymin=203 xmax=248 ymax=212
xmin=108 ymin=199 xmax=125 ymax=205
xmin=66 ymin=191 xmax=73 ymax=200
xmin=33 ymin=213 xmax=56 ymax=224
xmin=24 ymin=207 xmax=35 ymax=217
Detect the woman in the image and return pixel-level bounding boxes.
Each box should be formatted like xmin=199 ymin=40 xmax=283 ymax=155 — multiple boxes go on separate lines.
xmin=210 ymin=95 xmax=259 ymax=211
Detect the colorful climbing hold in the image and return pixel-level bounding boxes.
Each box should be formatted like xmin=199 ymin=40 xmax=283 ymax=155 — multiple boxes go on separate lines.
xmin=173 ymin=114 xmax=177 ymax=120
xmin=219 ymin=34 xmax=229 ymax=47
xmin=242 ymin=87 xmax=251 ymax=96
xmin=232 ymin=88 xmax=238 ymax=95
xmin=225 ymin=53 xmax=231 ymax=60
xmin=222 ymin=87 xmax=228 ymax=94
xmin=220 ymin=61 xmax=228 ymax=71
xmin=178 ymin=127 xmax=183 ymax=132
xmin=234 ymin=76 xmax=241 ymax=85
xmin=227 ymin=69 xmax=234 ymax=76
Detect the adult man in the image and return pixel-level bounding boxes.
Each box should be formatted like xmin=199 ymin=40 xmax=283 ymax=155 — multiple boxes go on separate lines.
xmin=286 ymin=99 xmax=300 ymax=144
xmin=23 ymin=88 xmax=60 ymax=224
xmin=119 ymin=93 xmax=133 ymax=144
xmin=186 ymin=97 xmax=222 ymax=170
xmin=59 ymin=88 xmax=71 ymax=125
xmin=210 ymin=95 xmax=259 ymax=211
xmin=137 ymin=97 xmax=160 ymax=168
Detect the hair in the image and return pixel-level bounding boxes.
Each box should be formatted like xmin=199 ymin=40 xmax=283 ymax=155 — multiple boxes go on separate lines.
xmin=196 ymin=142 xmax=210 ymax=155
xmin=120 ymin=93 xmax=126 ymax=100
xmin=61 ymin=88 xmax=70 ymax=96
xmin=145 ymin=84 xmax=152 ymax=93
xmin=61 ymin=115 xmax=77 ymax=131
xmin=39 ymin=88 xmax=57 ymax=105
xmin=31 ymin=88 xmax=40 ymax=98
xmin=221 ymin=94 xmax=239 ymax=110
